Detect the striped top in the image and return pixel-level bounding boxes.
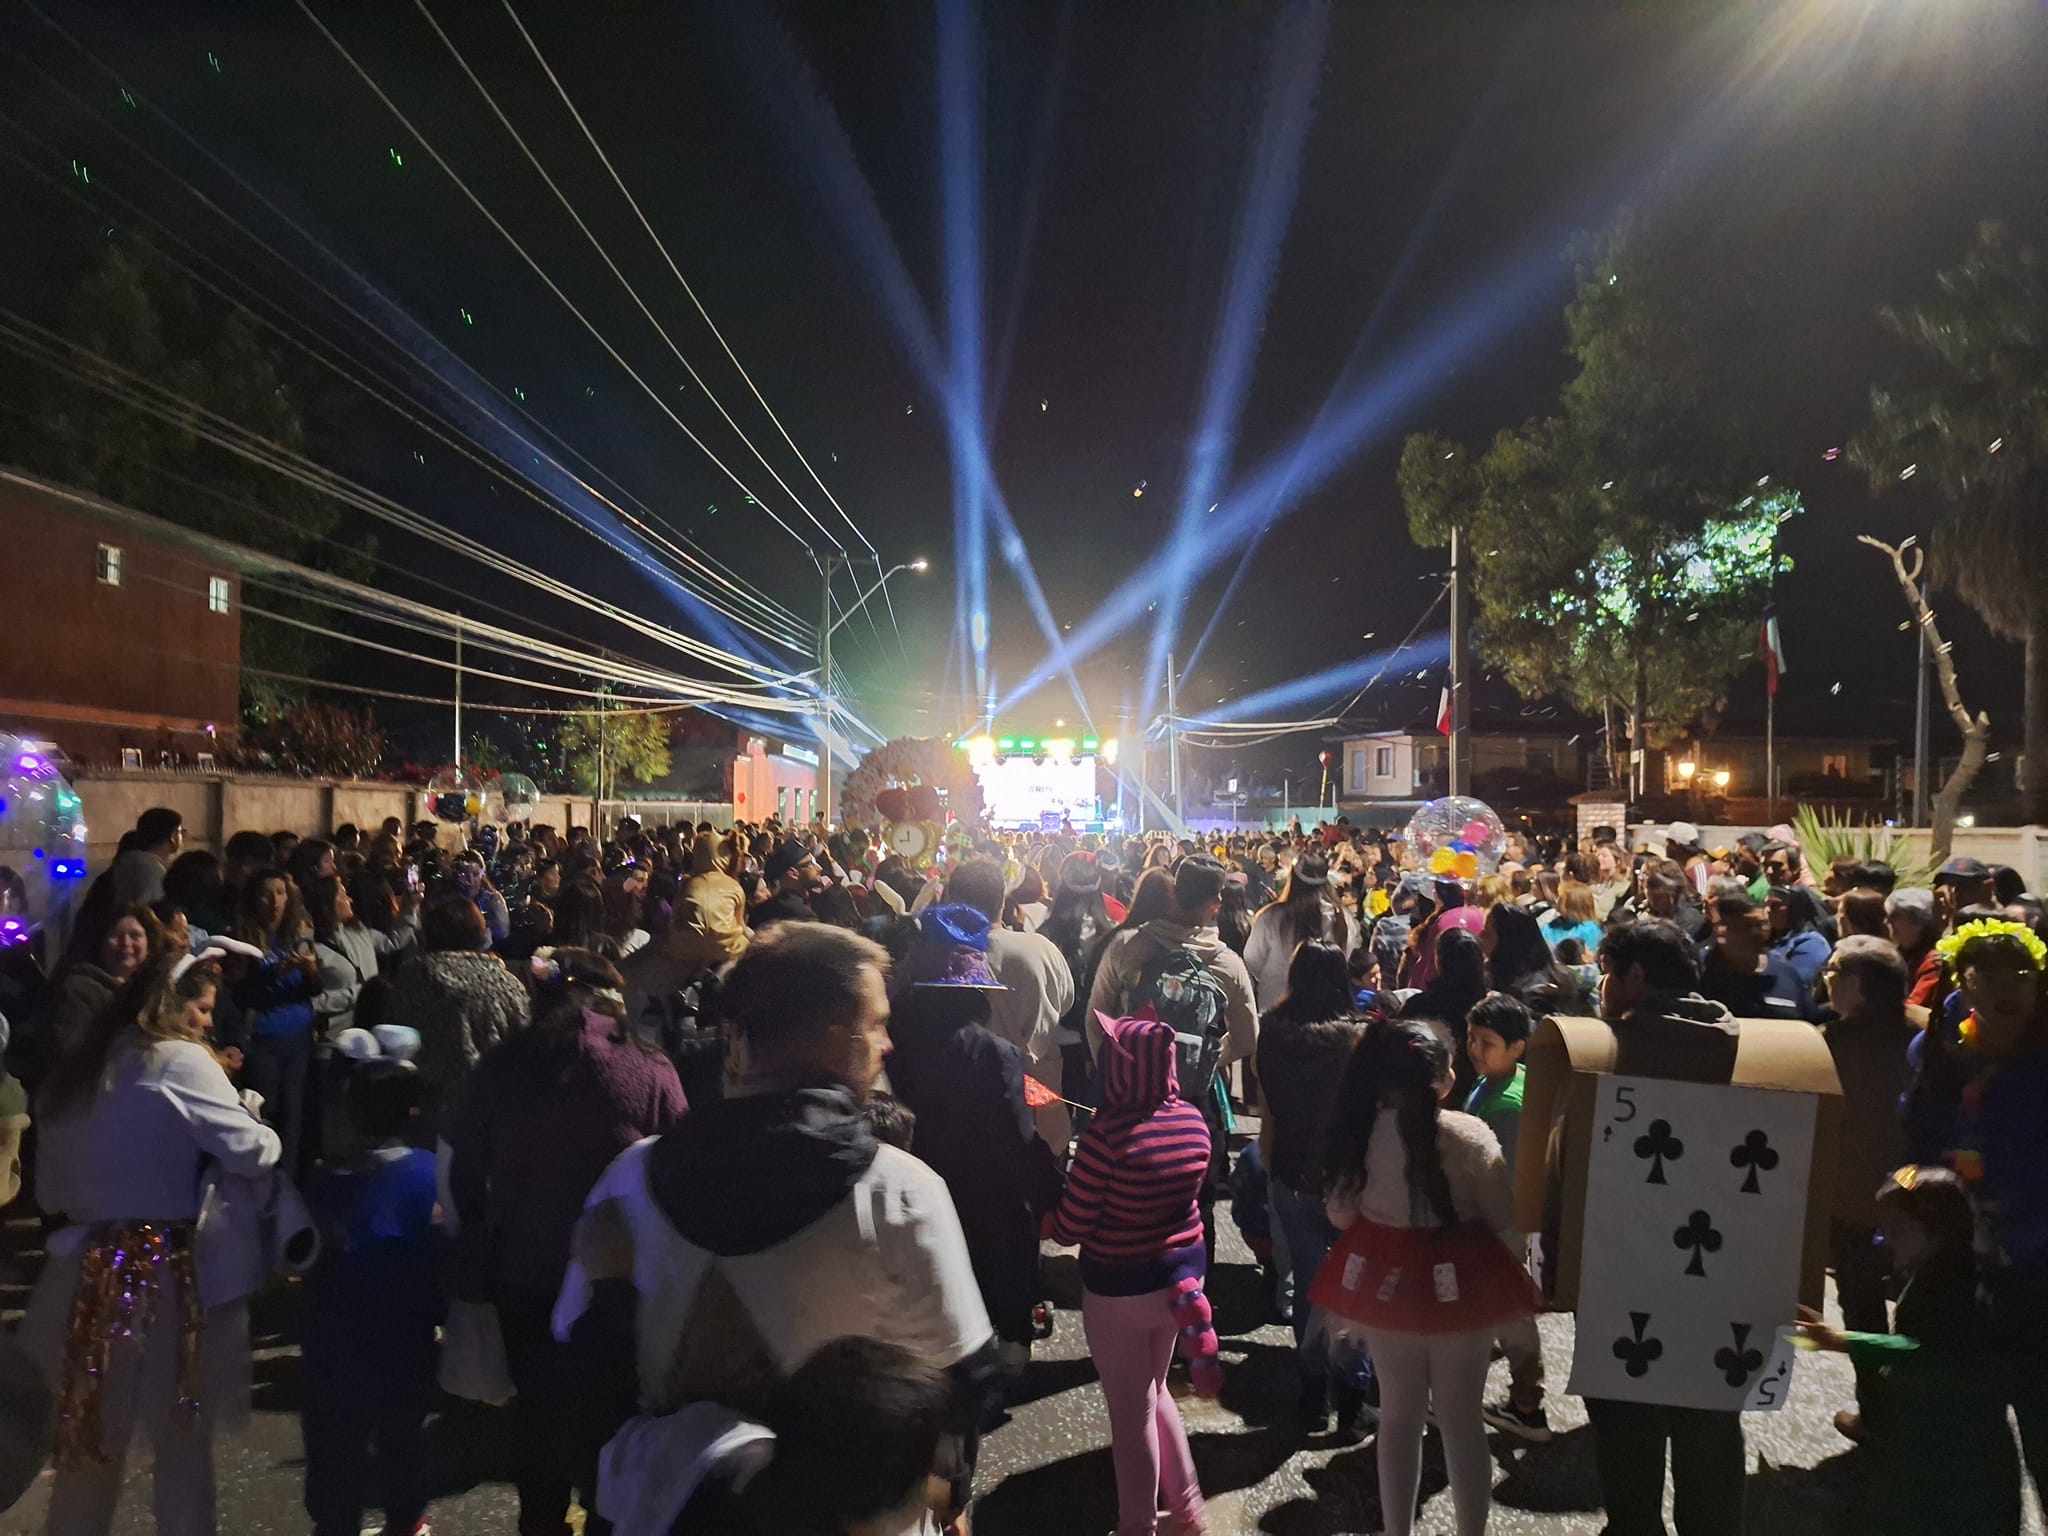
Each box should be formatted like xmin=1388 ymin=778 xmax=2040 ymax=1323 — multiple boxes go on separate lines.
xmin=1053 ymin=1015 xmax=1211 ymax=1294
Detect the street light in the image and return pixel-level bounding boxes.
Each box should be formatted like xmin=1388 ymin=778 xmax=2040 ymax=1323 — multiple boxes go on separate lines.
xmin=818 ymin=555 xmax=930 ymax=827
xmin=1712 ymin=769 xmax=1731 ymax=791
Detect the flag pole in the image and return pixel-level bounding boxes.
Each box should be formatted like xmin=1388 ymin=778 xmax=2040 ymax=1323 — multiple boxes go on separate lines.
xmin=1766 ymin=672 xmax=1775 ymax=822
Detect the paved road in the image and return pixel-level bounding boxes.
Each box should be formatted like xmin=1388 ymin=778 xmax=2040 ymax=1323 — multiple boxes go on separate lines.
xmin=4 ymin=1212 xmax=2041 ymax=1535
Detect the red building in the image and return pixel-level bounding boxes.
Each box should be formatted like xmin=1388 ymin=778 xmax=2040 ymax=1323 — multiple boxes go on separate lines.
xmin=0 ymin=471 xmax=242 ymax=764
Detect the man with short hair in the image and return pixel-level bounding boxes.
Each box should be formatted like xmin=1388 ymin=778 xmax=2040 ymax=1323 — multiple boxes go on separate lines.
xmin=750 ymin=841 xmax=823 ymax=929
xmin=556 ymin=925 xmax=995 ymax=1519
xmin=1087 ymin=854 xmax=1258 ymax=1259
xmin=112 ymin=806 xmax=184 ymax=908
xmin=1572 ymin=920 xmax=1747 ymax=1536
xmin=944 ymin=858 xmax=1077 ymax=1149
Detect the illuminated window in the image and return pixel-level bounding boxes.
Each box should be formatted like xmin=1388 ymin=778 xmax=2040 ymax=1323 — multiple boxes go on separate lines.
xmin=96 ymin=544 xmax=122 ymax=585
xmin=1821 ymin=753 xmax=1847 ymax=779
xmin=1374 ymin=746 xmax=1393 ymax=778
xmin=207 ymin=576 xmax=231 ymax=614
xmin=778 ymin=786 xmax=788 ymax=821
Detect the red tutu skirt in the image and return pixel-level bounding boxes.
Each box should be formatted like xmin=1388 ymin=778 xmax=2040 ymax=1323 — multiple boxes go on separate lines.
xmin=1308 ymin=1218 xmax=1538 ymax=1336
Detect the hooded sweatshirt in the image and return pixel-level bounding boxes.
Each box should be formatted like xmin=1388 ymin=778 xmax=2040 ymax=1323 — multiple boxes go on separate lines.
xmin=1084 ymin=917 xmax=1259 ymax=1069
xmin=552 ymin=1083 xmax=992 ymax=1418
xmin=1052 ymin=1016 xmax=1211 ymax=1295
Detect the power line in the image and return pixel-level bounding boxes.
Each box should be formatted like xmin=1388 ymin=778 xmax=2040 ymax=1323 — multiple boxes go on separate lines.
xmin=0 ymin=73 xmax=815 ymax=655
xmin=290 ymin=0 xmax=819 ymax=555
xmin=497 ymin=0 xmax=881 ymax=562
xmin=0 ymin=57 xmax=817 ymax=651
xmin=412 ymin=0 xmax=857 ymax=557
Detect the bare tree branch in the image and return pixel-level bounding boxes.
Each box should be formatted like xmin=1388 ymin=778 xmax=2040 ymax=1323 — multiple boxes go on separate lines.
xmin=1858 ymin=534 xmax=1991 ymax=860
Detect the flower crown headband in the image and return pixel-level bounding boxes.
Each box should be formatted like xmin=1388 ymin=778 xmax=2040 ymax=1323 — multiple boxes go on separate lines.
xmin=1936 ymin=918 xmax=2047 ymax=975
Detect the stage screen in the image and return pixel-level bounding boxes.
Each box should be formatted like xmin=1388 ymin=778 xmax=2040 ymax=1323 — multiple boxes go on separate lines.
xmin=974 ymin=754 xmax=1099 ymax=828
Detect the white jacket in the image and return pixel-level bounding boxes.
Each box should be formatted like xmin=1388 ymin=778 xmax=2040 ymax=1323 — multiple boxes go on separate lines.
xmin=1242 ymin=901 xmax=1361 ymax=1014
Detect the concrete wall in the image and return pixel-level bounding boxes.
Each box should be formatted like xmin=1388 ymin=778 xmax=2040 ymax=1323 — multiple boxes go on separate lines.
xmin=1633 ymin=820 xmax=2045 ymax=893
xmin=72 ymin=771 xmax=595 ymax=868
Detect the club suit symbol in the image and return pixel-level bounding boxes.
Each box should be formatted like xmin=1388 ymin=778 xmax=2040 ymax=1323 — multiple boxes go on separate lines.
xmin=1635 ymin=1119 xmax=1684 ymax=1184
xmin=1613 ymin=1312 xmax=1664 ymax=1378
xmin=1730 ymin=1130 xmax=1779 ymax=1194
xmin=1674 ymin=1210 xmax=1723 ymax=1277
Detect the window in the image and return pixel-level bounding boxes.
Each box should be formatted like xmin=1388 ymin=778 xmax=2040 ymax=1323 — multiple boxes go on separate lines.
xmin=778 ymin=786 xmax=789 ymax=821
xmin=1350 ymin=750 xmax=1366 ymax=790
xmin=96 ymin=544 xmax=122 ymax=585
xmin=1820 ymin=753 xmax=1848 ymax=779
xmin=207 ymin=576 xmax=231 ymax=614
xmin=1528 ymin=748 xmax=1556 ymax=776
xmin=1374 ymin=746 xmax=1394 ymax=778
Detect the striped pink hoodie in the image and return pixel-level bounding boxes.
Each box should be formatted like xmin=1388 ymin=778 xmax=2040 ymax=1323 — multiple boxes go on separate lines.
xmin=1053 ymin=1014 xmax=1211 ymax=1295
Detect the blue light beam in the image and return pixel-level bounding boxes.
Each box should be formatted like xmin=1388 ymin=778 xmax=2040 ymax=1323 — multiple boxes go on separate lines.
xmin=1143 ymin=0 xmax=1330 ymax=716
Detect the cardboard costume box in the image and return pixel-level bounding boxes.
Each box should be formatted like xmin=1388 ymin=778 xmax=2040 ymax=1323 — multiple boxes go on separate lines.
xmin=1512 ymin=1015 xmax=1843 ymax=1312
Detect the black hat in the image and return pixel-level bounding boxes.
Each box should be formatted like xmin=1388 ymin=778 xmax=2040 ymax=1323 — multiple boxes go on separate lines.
xmin=763 ymin=840 xmax=817 ymax=885
xmin=1934 ymin=856 xmax=1992 ymax=884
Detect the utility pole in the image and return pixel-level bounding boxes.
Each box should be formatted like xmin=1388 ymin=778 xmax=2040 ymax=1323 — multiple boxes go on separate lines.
xmin=452 ymin=621 xmax=463 ymax=768
xmin=1448 ymin=527 xmax=1471 ymax=797
xmin=818 ymin=551 xmax=840 ymax=829
xmin=1165 ymin=652 xmax=1183 ymax=827
xmin=1913 ymin=591 xmax=1933 ymax=827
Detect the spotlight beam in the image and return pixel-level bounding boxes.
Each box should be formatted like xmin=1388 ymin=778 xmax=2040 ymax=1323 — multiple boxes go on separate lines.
xmin=1143 ymin=0 xmax=1329 ymax=716
xmin=996 ymin=239 xmax=1565 ymax=714
xmin=725 ymin=4 xmax=1099 ymax=732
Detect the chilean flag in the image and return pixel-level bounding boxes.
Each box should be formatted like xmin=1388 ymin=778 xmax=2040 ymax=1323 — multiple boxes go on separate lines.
xmin=1758 ymin=600 xmax=1788 ymax=696
xmin=1437 ymin=685 xmax=1453 ymax=736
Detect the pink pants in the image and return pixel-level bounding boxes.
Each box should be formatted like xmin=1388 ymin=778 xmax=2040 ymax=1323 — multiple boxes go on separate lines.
xmin=1082 ymin=1287 xmax=1206 ymax=1536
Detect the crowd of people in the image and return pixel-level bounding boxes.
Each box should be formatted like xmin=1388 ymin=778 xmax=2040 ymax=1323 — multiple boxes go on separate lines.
xmin=1 ymin=800 xmax=2045 ymax=1536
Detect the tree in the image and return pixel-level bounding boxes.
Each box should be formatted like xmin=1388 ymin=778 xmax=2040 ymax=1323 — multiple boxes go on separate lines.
xmin=1856 ymin=535 xmax=1990 ymax=858
xmin=237 ymin=702 xmax=388 ymax=780
xmin=1401 ymin=200 xmax=1792 ymax=783
xmin=840 ymin=738 xmax=984 ymax=830
xmin=1850 ymin=224 xmax=2048 ymax=824
xmin=558 ymin=709 xmax=673 ymax=799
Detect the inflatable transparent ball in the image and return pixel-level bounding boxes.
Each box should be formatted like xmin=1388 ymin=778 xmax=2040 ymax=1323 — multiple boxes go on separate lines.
xmin=493 ymin=773 xmax=541 ymax=826
xmin=426 ymin=765 xmax=484 ymax=823
xmin=1402 ymin=796 xmax=1507 ymax=881
xmin=0 ymin=734 xmax=90 ymax=947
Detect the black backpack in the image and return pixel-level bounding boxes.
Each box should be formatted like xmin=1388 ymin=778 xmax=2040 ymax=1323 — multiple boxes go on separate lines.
xmin=1129 ymin=940 xmax=1231 ymax=1108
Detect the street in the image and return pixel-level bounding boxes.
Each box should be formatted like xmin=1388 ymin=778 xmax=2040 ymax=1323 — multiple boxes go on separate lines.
xmin=6 ymin=1209 xmax=2037 ymax=1536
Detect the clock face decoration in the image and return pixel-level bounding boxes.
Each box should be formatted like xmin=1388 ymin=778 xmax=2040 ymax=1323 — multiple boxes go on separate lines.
xmin=888 ymin=821 xmax=933 ymax=862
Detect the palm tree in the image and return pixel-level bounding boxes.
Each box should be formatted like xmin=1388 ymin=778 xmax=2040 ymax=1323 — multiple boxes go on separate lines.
xmin=1852 ymin=224 xmax=2048 ymax=825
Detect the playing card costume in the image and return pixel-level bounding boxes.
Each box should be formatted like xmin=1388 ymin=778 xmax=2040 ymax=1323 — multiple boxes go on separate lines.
xmin=1516 ymin=918 xmax=1844 ymax=1536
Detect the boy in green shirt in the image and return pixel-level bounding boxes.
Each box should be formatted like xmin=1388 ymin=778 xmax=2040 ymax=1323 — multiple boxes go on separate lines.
xmin=1466 ymin=994 xmax=1549 ymax=1438
xmin=1464 ymin=993 xmax=1530 ymax=1178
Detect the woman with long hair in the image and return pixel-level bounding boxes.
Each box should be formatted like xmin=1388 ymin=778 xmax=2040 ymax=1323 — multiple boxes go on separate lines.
xmin=1243 ymin=852 xmax=1358 ymax=1012
xmin=1483 ymin=903 xmax=1590 ymax=1015
xmin=1002 ymin=865 xmax=1051 ymax=933
xmin=448 ymin=948 xmax=685 ymax=1535
xmin=28 ymin=955 xmax=282 ymax=1535
xmin=229 ymin=869 xmax=322 ymax=1174
xmin=1118 ymin=868 xmax=1175 ymax=934
xmin=550 ymin=880 xmax=614 ymax=957
xmin=1216 ymin=874 xmax=1255 ymax=958
xmin=1316 ymin=1020 xmax=1534 ymax=1536
xmin=1255 ymin=939 xmax=1371 ymax=1431
xmin=1541 ymin=880 xmax=1605 ymax=958
xmin=1402 ymin=928 xmax=1492 ymax=1101
xmin=306 ymin=874 xmax=418 ymax=1052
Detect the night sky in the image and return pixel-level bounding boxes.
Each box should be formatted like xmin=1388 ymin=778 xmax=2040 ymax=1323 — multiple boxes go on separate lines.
xmin=2 ymin=0 xmax=2042 ymax=777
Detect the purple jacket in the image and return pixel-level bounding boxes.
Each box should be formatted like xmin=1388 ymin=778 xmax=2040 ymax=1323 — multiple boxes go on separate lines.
xmin=448 ymin=1010 xmax=687 ymax=1293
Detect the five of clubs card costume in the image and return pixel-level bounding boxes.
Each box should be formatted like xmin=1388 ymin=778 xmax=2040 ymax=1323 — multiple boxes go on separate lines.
xmin=1512 ymin=1017 xmax=1844 ymax=1416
